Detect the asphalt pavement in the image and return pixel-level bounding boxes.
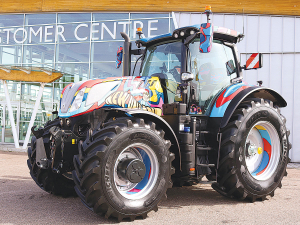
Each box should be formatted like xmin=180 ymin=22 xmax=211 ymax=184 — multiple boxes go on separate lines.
xmin=1 ymin=151 xmax=300 ymax=225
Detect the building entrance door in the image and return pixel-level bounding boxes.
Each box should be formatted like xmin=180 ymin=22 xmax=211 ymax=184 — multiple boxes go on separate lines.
xmin=0 ymin=102 xmax=20 ymax=144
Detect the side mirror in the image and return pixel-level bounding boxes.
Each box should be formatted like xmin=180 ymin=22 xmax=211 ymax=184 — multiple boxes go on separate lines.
xmin=244 ymin=53 xmax=263 ymax=70
xmin=226 ymin=59 xmax=236 ymax=76
xmin=181 ymin=72 xmax=194 ymax=82
xmin=199 ymin=23 xmax=213 ymax=53
xmin=116 ymin=46 xmax=123 ymax=69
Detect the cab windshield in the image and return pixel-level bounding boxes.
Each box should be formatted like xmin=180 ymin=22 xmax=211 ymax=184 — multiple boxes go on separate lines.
xmin=140 ymin=40 xmax=182 ymax=83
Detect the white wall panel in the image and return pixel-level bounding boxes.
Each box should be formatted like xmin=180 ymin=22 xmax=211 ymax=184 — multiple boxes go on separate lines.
xmin=282 ymin=17 xmax=295 ymax=52
xmin=245 ymin=16 xmax=259 ymax=53
xmin=270 ymin=17 xmax=283 ymax=52
xmin=293 ymin=54 xmax=300 ymax=162
xmin=258 ymin=16 xmax=271 ymax=52
xmin=295 ymin=18 xmax=300 ymax=52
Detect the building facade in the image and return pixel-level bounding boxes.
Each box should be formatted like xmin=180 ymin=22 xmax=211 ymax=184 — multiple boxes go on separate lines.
xmin=0 ymin=9 xmax=299 ymax=162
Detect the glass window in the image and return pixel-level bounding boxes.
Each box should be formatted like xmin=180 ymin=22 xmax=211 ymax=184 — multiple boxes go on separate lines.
xmin=25 ymin=14 xmax=56 ymax=25
xmin=140 ymin=40 xmax=182 ymax=82
xmin=0 ymin=14 xmax=24 ymax=27
xmin=91 ymin=62 xmax=122 ymax=78
xmin=189 ymin=40 xmax=237 ymax=114
xmin=58 ymin=13 xmax=91 ymax=23
xmin=56 ymin=63 xmax=89 ymax=82
xmin=56 ymin=43 xmax=90 ymax=63
xmin=55 ymin=23 xmax=90 ymax=43
xmin=91 ymin=41 xmax=123 ymax=62
xmin=54 ymin=83 xmax=70 ymax=101
xmin=0 ymin=46 xmax=22 ymax=65
xmin=0 ymin=81 xmax=21 ymax=101
xmin=0 ymin=27 xmax=26 ymax=45
xmin=130 ymin=13 xmax=169 ymax=19
xmin=93 ymin=13 xmax=129 ymax=21
xmin=129 ymin=18 xmax=169 ymax=40
xmin=23 ymin=44 xmax=55 ymax=64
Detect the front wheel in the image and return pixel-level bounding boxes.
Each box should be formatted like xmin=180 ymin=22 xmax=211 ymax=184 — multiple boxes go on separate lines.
xmin=213 ymin=99 xmax=291 ymax=202
xmin=72 ymin=118 xmax=174 ymax=221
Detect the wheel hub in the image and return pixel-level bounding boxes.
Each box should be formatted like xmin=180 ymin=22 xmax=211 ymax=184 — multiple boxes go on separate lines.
xmin=118 ymin=159 xmax=146 ymax=183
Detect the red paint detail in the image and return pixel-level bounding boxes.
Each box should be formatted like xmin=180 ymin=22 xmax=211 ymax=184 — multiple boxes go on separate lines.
xmin=246 ymin=53 xmax=258 ymax=69
xmin=128 ymin=188 xmax=141 ymax=193
xmin=257 ymin=138 xmax=272 ymax=176
xmin=134 ymin=96 xmax=143 ymax=101
xmin=117 ymin=79 xmax=126 ymax=91
xmin=148 ymin=166 xmax=151 ymax=180
xmin=254 ymin=61 xmax=260 ymax=68
xmin=215 ymin=86 xmax=248 ymax=108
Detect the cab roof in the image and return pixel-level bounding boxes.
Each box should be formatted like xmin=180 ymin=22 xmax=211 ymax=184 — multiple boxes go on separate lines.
xmin=136 ymin=24 xmax=244 ymax=47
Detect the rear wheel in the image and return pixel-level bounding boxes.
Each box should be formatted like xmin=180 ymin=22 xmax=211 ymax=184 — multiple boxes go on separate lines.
xmin=212 ymin=99 xmax=291 ymax=201
xmin=72 ymin=118 xmax=174 ymax=221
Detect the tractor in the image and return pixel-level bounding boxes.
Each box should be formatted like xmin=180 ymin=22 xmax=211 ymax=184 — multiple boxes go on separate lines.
xmin=27 ymin=6 xmax=291 ymax=221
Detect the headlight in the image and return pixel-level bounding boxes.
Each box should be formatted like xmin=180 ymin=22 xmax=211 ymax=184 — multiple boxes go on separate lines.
xmin=69 ymin=87 xmax=86 ymax=112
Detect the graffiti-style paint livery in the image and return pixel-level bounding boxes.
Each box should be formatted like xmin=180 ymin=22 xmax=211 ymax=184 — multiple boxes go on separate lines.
xmin=59 ymin=76 xmax=164 ymax=118
xmin=210 ymin=82 xmax=249 ymax=117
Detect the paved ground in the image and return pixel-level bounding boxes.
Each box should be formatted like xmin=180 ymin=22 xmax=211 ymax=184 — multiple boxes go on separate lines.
xmin=1 ymin=151 xmax=300 ymax=225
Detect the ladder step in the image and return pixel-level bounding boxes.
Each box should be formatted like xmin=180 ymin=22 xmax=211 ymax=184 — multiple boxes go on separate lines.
xmin=200 ymin=130 xmax=210 ymax=134
xmin=197 ymin=164 xmax=215 ymax=167
xmin=197 ymin=145 xmax=213 ymax=151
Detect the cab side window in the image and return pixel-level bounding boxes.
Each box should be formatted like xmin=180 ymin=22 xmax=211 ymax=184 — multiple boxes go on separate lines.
xmin=189 ymin=40 xmax=237 ymax=114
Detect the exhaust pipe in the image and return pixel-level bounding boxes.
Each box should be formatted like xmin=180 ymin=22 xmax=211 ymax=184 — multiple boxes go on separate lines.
xmin=120 ymin=32 xmax=131 ymax=76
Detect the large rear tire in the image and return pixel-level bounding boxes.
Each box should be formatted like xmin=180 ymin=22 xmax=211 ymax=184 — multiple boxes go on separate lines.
xmin=27 ymin=128 xmax=76 ymax=197
xmin=212 ymin=99 xmax=291 ymax=201
xmin=72 ymin=118 xmax=174 ymax=221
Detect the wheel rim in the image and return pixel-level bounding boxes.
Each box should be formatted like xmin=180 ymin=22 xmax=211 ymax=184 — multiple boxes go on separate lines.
xmin=114 ymin=143 xmax=159 ymax=200
xmin=245 ymin=121 xmax=280 ymax=181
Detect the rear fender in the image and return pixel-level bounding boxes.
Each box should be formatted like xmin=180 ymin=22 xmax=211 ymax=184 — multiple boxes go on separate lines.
xmin=220 ymin=86 xmax=287 ymax=129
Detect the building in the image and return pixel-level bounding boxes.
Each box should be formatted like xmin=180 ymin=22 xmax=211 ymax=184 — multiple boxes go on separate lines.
xmin=0 ymin=1 xmax=299 ymax=161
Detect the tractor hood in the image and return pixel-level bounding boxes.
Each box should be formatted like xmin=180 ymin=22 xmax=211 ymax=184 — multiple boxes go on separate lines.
xmin=58 ymin=76 xmax=165 ymax=118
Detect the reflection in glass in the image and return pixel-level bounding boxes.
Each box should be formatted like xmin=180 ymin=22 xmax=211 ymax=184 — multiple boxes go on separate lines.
xmin=4 ymin=105 xmax=19 ymax=143
xmin=56 ymin=63 xmax=89 ymax=82
xmin=93 ymin=13 xmax=129 ymax=21
xmin=25 ymin=14 xmax=56 ymax=26
xmin=0 ymin=46 xmax=21 ymax=65
xmin=91 ymin=62 xmax=122 ymax=78
xmin=0 ymin=81 xmax=21 ymax=102
xmin=130 ymin=13 xmax=169 ymax=19
xmin=92 ymin=41 xmax=123 ymax=62
xmin=58 ymin=13 xmax=91 ymax=23
xmin=0 ymin=14 xmax=24 ymax=27
xmin=23 ymin=45 xmax=55 ymax=64
xmin=56 ymin=43 xmax=90 ymax=63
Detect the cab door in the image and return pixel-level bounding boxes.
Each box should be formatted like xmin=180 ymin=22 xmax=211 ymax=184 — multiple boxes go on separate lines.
xmin=188 ymin=40 xmax=238 ymax=115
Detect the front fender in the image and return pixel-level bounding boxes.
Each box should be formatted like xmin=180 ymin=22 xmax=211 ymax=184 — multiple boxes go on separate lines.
xmin=219 ymin=86 xmax=287 ymax=129
xmin=109 ymin=108 xmax=182 ymax=170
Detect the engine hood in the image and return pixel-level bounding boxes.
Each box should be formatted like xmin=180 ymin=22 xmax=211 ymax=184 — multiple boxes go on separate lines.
xmin=58 ymin=76 xmax=166 ymax=118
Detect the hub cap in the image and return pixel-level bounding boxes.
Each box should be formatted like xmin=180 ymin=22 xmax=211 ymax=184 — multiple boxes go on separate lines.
xmin=114 ymin=143 xmax=159 ymax=200
xmin=245 ymin=121 xmax=280 ymax=181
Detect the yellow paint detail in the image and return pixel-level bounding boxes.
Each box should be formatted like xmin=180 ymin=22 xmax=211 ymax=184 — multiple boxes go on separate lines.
xmin=255 ymin=125 xmax=266 ymax=130
xmin=72 ymin=139 xmax=76 ymax=144
xmin=85 ymin=88 xmax=91 ymax=93
xmin=74 ymin=91 xmax=79 ymax=96
xmin=257 ymin=147 xmax=263 ymax=155
xmin=147 ymin=77 xmax=163 ymax=103
xmin=60 ymin=94 xmax=63 ymax=98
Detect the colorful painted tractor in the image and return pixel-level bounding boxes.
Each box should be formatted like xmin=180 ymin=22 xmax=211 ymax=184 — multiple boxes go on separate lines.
xmin=27 ymin=6 xmax=291 ymax=221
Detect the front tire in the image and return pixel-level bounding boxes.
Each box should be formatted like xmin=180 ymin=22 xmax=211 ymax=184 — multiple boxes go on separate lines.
xmin=72 ymin=118 xmax=174 ymax=221
xmin=213 ymin=99 xmax=291 ymax=201
xmin=27 ymin=128 xmax=76 ymax=197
